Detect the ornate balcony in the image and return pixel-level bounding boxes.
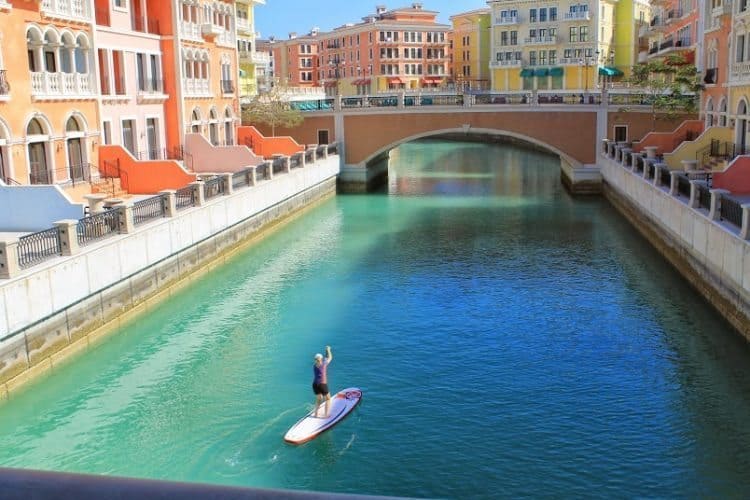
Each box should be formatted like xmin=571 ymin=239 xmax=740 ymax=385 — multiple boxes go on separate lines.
xmin=40 ymin=0 xmax=92 ymax=23
xmin=494 ymin=15 xmax=520 ymax=25
xmin=236 ymin=17 xmax=252 ymax=34
xmin=490 ymin=59 xmax=523 ymax=68
xmin=31 ymin=72 xmax=95 ymax=100
xmin=523 ymin=36 xmax=558 ymax=45
xmin=201 ymin=23 xmax=223 ymax=39
xmin=563 ymin=11 xmax=590 ymax=21
xmin=184 ymin=78 xmax=211 ymax=96
xmin=180 ymin=21 xmax=201 ymax=41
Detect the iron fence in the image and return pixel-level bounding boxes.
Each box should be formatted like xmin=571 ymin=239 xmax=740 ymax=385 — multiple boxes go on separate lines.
xmin=473 ymin=93 xmax=528 ymax=105
xmin=676 ymin=174 xmax=691 ymax=198
xmin=256 ymin=162 xmax=270 ymax=181
xmin=203 ymin=177 xmax=225 ymax=199
xmin=232 ymin=169 xmax=252 ymax=189
xmin=316 ymin=145 xmax=327 ymax=158
xmin=272 ymin=157 xmax=286 ymax=175
xmin=290 ymin=153 xmax=303 ymax=169
xmin=720 ymin=195 xmax=744 ymax=228
xmin=77 ymin=209 xmax=119 ymax=246
xmin=696 ymin=183 xmax=711 ymax=210
xmin=17 ymin=227 xmax=62 ymax=269
xmin=660 ymin=166 xmax=672 ymax=187
xmin=304 ymin=149 xmax=314 ymax=164
xmin=132 ymin=195 xmax=166 ymax=227
xmin=327 ymin=143 xmax=338 ymax=155
xmin=175 ymin=185 xmax=195 ymax=210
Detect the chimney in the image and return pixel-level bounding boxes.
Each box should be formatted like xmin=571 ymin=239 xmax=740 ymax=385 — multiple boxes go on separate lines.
xmin=412 ymin=2 xmax=423 ymax=9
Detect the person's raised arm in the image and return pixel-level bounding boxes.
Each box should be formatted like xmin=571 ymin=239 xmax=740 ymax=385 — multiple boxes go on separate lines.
xmin=325 ymin=345 xmax=333 ymax=364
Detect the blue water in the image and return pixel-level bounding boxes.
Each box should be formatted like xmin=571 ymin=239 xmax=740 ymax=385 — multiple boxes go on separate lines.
xmin=1 ymin=139 xmax=750 ymax=497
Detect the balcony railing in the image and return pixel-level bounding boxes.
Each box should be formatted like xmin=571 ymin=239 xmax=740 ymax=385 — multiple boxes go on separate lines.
xmin=490 ymin=59 xmax=523 ymax=68
xmin=137 ymin=79 xmax=165 ymax=95
xmin=523 ymin=36 xmax=558 ymax=45
xmin=0 ymin=70 xmax=9 ymax=95
xmin=659 ymin=39 xmax=674 ymax=50
xmin=563 ymin=11 xmax=590 ymax=20
xmin=180 ymin=21 xmax=201 ymax=40
xmin=495 ymin=16 xmax=520 ymax=25
xmin=236 ymin=17 xmax=251 ymax=32
xmin=41 ymin=0 xmax=91 ymax=21
xmin=31 ymin=72 xmax=95 ymax=98
xmin=221 ymin=79 xmax=235 ymax=94
xmin=184 ymin=78 xmax=210 ymax=95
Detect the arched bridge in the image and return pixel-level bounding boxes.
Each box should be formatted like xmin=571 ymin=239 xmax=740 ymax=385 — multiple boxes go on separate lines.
xmin=270 ymin=93 xmax=689 ymax=191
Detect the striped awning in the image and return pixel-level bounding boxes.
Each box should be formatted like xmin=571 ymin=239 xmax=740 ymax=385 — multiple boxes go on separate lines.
xmin=549 ymin=67 xmax=564 ymax=77
xmin=533 ymin=68 xmax=549 ymax=77
xmin=519 ymin=69 xmax=534 ymax=77
xmin=598 ymin=66 xmax=624 ymax=76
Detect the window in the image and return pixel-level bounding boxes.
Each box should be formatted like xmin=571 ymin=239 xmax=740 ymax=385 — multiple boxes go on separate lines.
xmin=102 ymin=121 xmax=112 ymax=145
xmin=569 ymin=27 xmax=578 ymax=42
xmin=529 ymin=51 xmax=537 ymax=65
xmin=549 ymin=50 xmax=557 ymax=64
xmin=122 ymin=119 xmax=136 ymax=155
xmin=614 ymin=126 xmax=627 ymax=143
xmin=501 ymin=32 xmax=508 ymax=46
xmin=540 ymin=8 xmax=547 ymax=21
xmin=580 ymin=26 xmax=589 ymax=42
xmin=529 ymin=8 xmax=537 ymax=22
xmin=114 ymin=0 xmax=127 ymax=8
xmin=539 ymin=51 xmax=547 ymax=65
xmin=550 ymin=8 xmax=557 ymax=21
xmin=510 ymin=31 xmax=518 ymax=45
xmin=738 ymin=35 xmax=745 ymax=62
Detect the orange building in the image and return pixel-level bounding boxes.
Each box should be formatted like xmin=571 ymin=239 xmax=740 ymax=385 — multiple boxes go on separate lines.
xmin=0 ymin=0 xmax=99 ymax=189
xmin=644 ymin=0 xmax=698 ymax=64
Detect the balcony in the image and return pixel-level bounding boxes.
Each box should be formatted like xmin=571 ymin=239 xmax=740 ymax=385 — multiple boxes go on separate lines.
xmin=30 ymin=72 xmax=95 ymax=100
xmin=494 ymin=15 xmax=520 ymax=25
xmin=132 ymin=16 xmax=161 ymax=35
xmin=40 ymin=0 xmax=92 ymax=22
xmin=236 ymin=17 xmax=252 ymax=34
xmin=184 ymin=78 xmax=210 ymax=96
xmin=201 ymin=23 xmax=223 ymax=39
xmin=731 ymin=62 xmax=750 ymax=80
xmin=490 ymin=59 xmax=522 ymax=68
xmin=221 ymin=79 xmax=235 ymax=94
xmin=563 ymin=11 xmax=590 ymax=21
xmin=217 ymin=29 xmax=234 ymax=47
xmin=180 ymin=21 xmax=201 ymax=40
xmin=136 ymin=79 xmax=167 ymax=103
xmin=523 ymin=36 xmax=558 ymax=45
xmin=239 ymin=50 xmax=270 ymax=65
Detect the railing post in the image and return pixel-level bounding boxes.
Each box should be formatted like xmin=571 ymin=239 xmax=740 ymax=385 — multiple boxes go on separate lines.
xmin=222 ymin=173 xmax=233 ymax=195
xmin=398 ymin=90 xmax=405 ymax=108
xmin=644 ymin=145 xmax=658 ymax=159
xmin=309 ymin=145 xmax=318 ymax=164
xmin=741 ymin=203 xmax=750 ymax=240
xmin=709 ymin=189 xmax=729 ymax=221
xmin=299 ymin=151 xmax=306 ymax=168
xmin=54 ymin=219 xmax=80 ymax=256
xmin=282 ymin=156 xmax=291 ymax=174
xmin=688 ymin=180 xmax=702 ymax=208
xmin=190 ymin=181 xmax=205 ymax=206
xmin=115 ymin=203 xmax=134 ymax=234
xmin=0 ymin=239 xmax=20 ymax=279
xmin=654 ymin=163 xmax=666 ymax=186
xmin=670 ymin=171 xmax=680 ymax=196
xmin=249 ymin=166 xmax=257 ymax=185
xmin=642 ymin=159 xmax=652 ymax=179
xmin=84 ymin=193 xmax=108 ymax=214
xmin=620 ymin=147 xmax=631 ymax=165
xmin=159 ymin=190 xmax=177 ymax=217
xmin=602 ymin=139 xmax=609 ymax=155
xmin=321 ymin=146 xmax=329 ymax=159
xmin=267 ymin=160 xmax=274 ymax=180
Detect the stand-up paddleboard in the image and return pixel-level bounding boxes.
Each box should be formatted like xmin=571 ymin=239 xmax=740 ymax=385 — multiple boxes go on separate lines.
xmin=284 ymin=388 xmax=362 ymax=445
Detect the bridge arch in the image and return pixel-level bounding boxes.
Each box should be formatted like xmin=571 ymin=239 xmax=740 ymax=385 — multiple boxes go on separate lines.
xmin=360 ymin=127 xmax=578 ymax=170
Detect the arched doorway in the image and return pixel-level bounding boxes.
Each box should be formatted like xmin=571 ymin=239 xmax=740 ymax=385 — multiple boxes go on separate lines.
xmin=27 ymin=117 xmax=50 ymax=184
xmin=223 ymin=107 xmax=233 ymax=146
xmin=737 ymin=100 xmax=748 ymax=154
xmin=209 ymin=108 xmax=219 ymax=146
xmin=65 ymin=116 xmax=86 ymax=181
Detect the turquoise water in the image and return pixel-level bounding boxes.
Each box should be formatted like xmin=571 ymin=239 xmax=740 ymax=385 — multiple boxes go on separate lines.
xmin=1 ymin=139 xmax=750 ymax=497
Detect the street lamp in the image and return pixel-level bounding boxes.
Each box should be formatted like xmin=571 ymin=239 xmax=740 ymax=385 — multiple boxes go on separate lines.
xmin=579 ymin=50 xmax=600 ymax=96
xmin=356 ymin=64 xmax=371 ymax=95
xmin=328 ymin=58 xmax=341 ymax=96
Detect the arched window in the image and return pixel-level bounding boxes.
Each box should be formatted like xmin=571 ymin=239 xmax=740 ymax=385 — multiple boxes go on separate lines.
xmin=66 ymin=116 xmax=81 ymax=132
xmin=224 ymin=107 xmax=233 ymax=145
xmin=27 ymin=117 xmax=50 ymax=184
xmin=27 ymin=118 xmax=45 ymax=136
xmin=208 ymin=108 xmax=219 ymax=145
xmin=719 ymin=98 xmax=728 ymax=127
xmin=191 ymin=108 xmax=201 ymax=133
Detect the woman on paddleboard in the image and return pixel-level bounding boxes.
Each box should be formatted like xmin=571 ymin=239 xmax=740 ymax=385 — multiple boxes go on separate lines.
xmin=313 ymin=346 xmax=333 ymax=418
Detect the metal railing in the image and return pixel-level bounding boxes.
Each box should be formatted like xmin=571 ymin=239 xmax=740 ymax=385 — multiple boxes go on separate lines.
xmin=18 ymin=228 xmax=62 ymax=269
xmin=316 ymin=145 xmax=327 ymax=158
xmin=256 ymin=162 xmax=271 ymax=181
xmin=327 ymin=143 xmax=338 ymax=155
xmin=304 ymin=150 xmax=314 ymax=164
xmin=203 ymin=177 xmax=225 ymax=199
xmin=696 ymin=183 xmax=711 ymax=210
xmin=175 ymin=185 xmax=195 ymax=210
xmin=77 ymin=209 xmax=119 ymax=246
xmin=232 ymin=169 xmax=252 ymax=189
xmin=720 ymin=195 xmax=744 ymax=228
xmin=676 ymin=174 xmax=691 ymax=198
xmin=660 ymin=166 xmax=672 ymax=187
xmin=132 ymin=195 xmax=166 ymax=227
xmin=271 ymin=157 xmax=286 ymax=175
xmin=290 ymin=153 xmax=303 ymax=169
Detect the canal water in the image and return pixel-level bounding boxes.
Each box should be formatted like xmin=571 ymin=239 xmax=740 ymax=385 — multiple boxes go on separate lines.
xmin=1 ymin=139 xmax=750 ymax=497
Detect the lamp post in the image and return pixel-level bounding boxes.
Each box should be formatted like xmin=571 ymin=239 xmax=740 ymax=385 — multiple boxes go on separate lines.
xmin=356 ymin=64 xmax=371 ymax=95
xmin=328 ymin=58 xmax=341 ymax=96
xmin=579 ymin=50 xmax=600 ymax=97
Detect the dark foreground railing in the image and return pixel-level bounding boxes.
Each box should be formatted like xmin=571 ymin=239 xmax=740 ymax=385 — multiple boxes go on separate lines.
xmin=17 ymin=228 xmax=61 ymax=269
xmin=0 ymin=468 xmax=386 ymax=500
xmin=77 ymin=210 xmax=119 ymax=246
xmin=720 ymin=195 xmax=744 ymax=227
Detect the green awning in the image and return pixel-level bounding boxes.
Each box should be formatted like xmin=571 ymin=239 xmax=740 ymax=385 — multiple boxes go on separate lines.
xmin=549 ymin=67 xmax=564 ymax=77
xmin=519 ymin=68 xmax=534 ymax=77
xmin=598 ymin=66 xmax=624 ymax=77
xmin=534 ymin=68 xmax=549 ymax=77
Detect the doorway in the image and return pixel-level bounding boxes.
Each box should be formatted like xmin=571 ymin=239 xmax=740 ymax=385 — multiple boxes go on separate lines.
xmin=317 ymin=129 xmax=330 ymax=145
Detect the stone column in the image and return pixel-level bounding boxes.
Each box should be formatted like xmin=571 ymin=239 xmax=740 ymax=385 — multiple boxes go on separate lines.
xmin=398 ymin=91 xmax=406 ymax=108
xmin=644 ymin=146 xmax=658 ymax=159
xmin=299 ymin=151 xmax=306 ymax=168
xmin=190 ymin=181 xmax=205 ymax=206
xmin=0 ymin=239 xmax=20 ymax=279
xmin=249 ymin=166 xmax=257 ymax=185
xmin=116 ymin=204 xmax=134 ymax=234
xmin=283 ymin=156 xmax=291 ymax=174
xmin=321 ymin=146 xmax=329 ymax=159
xmin=709 ymin=189 xmax=730 ymax=220
xmin=159 ymin=190 xmax=177 ymax=217
xmin=309 ymin=146 xmax=318 ymax=163
xmin=741 ymin=204 xmax=750 ymax=240
xmin=669 ymin=171 xmax=680 ymax=196
xmin=222 ymin=173 xmax=233 ymax=195
xmin=602 ymin=139 xmax=609 ymax=155
xmin=334 ymin=94 xmax=342 ymax=111
xmin=84 ymin=193 xmax=108 ymax=214
xmin=267 ymin=161 xmax=274 ymax=180
xmin=642 ymin=160 xmax=652 ymax=179
xmin=54 ymin=220 xmax=80 ymax=256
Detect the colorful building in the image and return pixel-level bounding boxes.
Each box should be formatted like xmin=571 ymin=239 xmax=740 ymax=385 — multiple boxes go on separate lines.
xmin=0 ymin=0 xmax=99 ymax=190
xmin=702 ymin=0 xmax=731 ymax=129
xmin=270 ymin=30 xmax=320 ymax=88
xmin=449 ymin=8 xmax=492 ymax=91
xmin=236 ymin=0 xmax=266 ymax=99
xmin=487 ymin=0 xmax=621 ymax=93
xmin=612 ymin=0 xmax=651 ymax=80
xmin=643 ymin=0 xmax=698 ymax=65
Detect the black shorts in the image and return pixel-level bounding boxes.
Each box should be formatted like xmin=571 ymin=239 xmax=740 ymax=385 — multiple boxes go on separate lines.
xmin=312 ymin=382 xmax=329 ymax=395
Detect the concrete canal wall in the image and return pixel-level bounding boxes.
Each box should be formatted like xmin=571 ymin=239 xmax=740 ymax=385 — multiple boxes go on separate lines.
xmin=0 ymin=156 xmax=339 ymax=399
xmin=599 ymin=154 xmax=750 ymax=341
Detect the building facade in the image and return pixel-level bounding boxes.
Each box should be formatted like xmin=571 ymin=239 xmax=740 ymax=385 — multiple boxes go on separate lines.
xmin=450 ymin=8 xmax=492 ymax=91
xmin=236 ymin=0 xmax=266 ymax=99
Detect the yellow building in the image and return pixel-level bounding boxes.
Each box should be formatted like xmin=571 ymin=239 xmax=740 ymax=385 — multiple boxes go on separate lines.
xmin=450 ymin=9 xmax=492 ymax=90
xmin=487 ymin=0 xmax=622 ymax=93
xmin=236 ymin=0 xmax=266 ymax=99
xmin=612 ymin=0 xmax=651 ymax=79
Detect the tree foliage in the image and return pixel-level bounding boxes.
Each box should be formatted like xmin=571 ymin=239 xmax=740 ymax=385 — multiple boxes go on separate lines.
xmin=626 ymin=54 xmax=703 ymax=130
xmin=241 ymin=83 xmax=303 ymax=136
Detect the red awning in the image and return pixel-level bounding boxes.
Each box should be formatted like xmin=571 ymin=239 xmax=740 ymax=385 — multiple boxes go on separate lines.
xmin=421 ymin=77 xmax=442 ymax=84
xmin=323 ymin=81 xmax=337 ymax=87
xmin=388 ymin=77 xmax=405 ymax=85
xmin=354 ymin=78 xmax=371 ymax=85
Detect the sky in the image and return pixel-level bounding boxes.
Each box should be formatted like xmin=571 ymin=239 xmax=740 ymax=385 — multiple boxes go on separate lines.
xmin=255 ymin=0 xmax=489 ymax=40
